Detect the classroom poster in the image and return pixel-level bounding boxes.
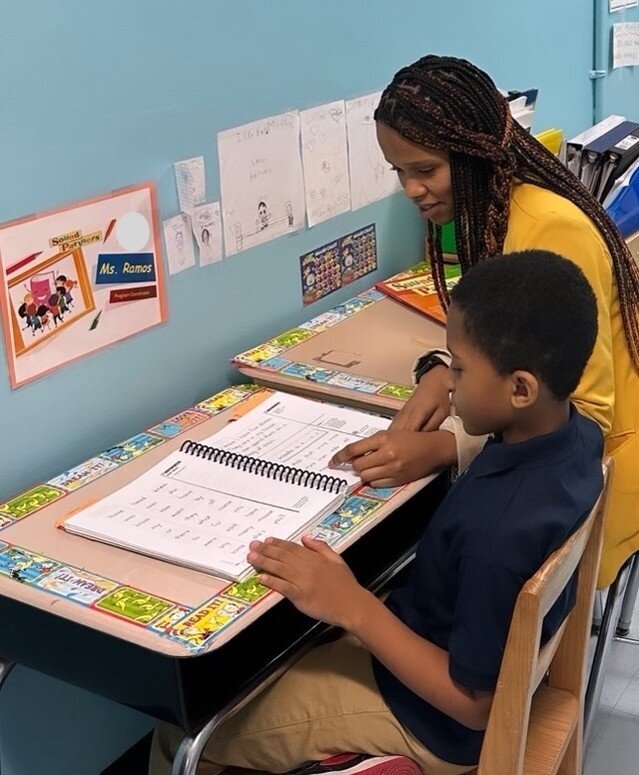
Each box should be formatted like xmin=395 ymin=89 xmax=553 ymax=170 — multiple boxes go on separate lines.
xmin=218 ymin=111 xmax=305 ymax=256
xmin=300 ymin=224 xmax=378 ymax=305
xmin=0 ymin=183 xmax=167 ymax=388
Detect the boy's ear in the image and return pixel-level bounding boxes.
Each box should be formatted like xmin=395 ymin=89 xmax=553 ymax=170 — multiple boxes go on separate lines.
xmin=509 ymin=370 xmax=539 ymax=409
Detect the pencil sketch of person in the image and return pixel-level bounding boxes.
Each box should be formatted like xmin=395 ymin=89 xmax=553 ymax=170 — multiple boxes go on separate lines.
xmin=201 ymin=228 xmax=211 ymax=246
xmin=257 ymin=201 xmax=270 ymax=230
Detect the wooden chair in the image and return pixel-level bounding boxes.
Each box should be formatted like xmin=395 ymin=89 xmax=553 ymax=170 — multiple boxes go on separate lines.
xmin=467 ymin=459 xmax=612 ymax=775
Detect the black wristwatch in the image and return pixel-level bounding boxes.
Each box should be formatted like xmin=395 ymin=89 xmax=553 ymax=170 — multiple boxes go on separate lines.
xmin=413 ymin=353 xmax=448 ymax=383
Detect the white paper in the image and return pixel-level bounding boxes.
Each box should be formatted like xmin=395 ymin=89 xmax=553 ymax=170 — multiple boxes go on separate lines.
xmin=63 ymin=391 xmax=390 ymax=580
xmin=218 ymin=111 xmax=305 ymax=256
xmin=64 ymin=449 xmax=342 ymax=580
xmin=346 ymin=92 xmax=401 ymax=210
xmin=204 ymin=391 xmax=390 ymax=488
xmin=300 ymin=101 xmax=351 ymax=226
xmin=611 ymin=0 xmax=638 ymax=12
xmin=163 ymin=214 xmax=195 ymax=275
xmin=174 ymin=156 xmax=206 ymax=215
xmin=192 ymin=202 xmax=223 ymax=266
xmin=613 ymin=22 xmax=639 ymax=68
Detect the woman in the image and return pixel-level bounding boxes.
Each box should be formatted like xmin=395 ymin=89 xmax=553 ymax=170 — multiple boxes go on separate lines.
xmin=332 ymin=55 xmax=639 ymax=588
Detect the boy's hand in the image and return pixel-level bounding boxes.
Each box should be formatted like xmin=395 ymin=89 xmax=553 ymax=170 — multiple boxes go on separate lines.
xmin=329 ymin=429 xmax=457 ymax=487
xmin=247 ymin=535 xmax=370 ymax=629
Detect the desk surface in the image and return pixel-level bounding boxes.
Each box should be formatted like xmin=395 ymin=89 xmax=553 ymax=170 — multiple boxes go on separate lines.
xmin=233 ymin=289 xmax=446 ymax=413
xmin=0 ymin=385 xmax=434 ymax=659
xmin=0 ymin=384 xmax=445 ymax=729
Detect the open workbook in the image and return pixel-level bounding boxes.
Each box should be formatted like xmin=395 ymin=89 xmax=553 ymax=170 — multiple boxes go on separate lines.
xmin=61 ymin=392 xmax=391 ymax=581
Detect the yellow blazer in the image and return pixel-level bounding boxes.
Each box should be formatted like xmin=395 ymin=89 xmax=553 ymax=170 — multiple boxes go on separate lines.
xmin=505 ymin=183 xmax=638 ymax=587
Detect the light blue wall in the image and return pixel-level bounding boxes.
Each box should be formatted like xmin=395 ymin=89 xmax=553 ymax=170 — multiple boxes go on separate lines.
xmin=0 ymin=2 xmax=595 ymax=772
xmin=595 ymin=0 xmax=639 ymax=119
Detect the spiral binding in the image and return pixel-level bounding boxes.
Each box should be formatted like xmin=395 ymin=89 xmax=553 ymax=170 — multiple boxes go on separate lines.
xmin=180 ymin=440 xmax=348 ymax=494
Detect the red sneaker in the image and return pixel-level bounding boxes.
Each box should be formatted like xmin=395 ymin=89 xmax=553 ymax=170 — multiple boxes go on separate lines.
xmin=290 ymin=753 xmax=422 ymax=775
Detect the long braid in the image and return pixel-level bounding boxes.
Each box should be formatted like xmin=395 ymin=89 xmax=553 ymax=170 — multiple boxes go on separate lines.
xmin=375 ymin=54 xmax=639 ymax=370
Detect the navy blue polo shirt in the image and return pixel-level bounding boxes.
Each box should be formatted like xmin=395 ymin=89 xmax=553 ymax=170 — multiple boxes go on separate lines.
xmin=372 ymin=406 xmax=603 ymax=766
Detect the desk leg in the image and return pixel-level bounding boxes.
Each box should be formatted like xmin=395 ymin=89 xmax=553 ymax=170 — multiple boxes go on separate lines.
xmin=0 ymin=660 xmax=16 ymax=775
xmin=616 ymin=553 xmax=639 ymax=637
xmin=0 ymin=659 xmax=15 ymax=691
xmin=171 ymin=644 xmax=317 ymax=775
xmin=584 ymin=558 xmax=632 ymax=748
xmin=171 ymin=546 xmax=419 ymax=775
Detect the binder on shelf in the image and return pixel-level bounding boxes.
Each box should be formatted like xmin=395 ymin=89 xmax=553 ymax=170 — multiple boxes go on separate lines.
xmin=579 ymin=120 xmax=639 ymax=195
xmin=507 ymin=88 xmax=538 ymax=132
xmin=563 ymin=115 xmax=626 ymax=175
xmin=596 ymin=128 xmax=639 ymax=202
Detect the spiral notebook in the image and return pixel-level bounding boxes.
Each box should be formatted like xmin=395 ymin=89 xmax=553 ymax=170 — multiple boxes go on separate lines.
xmin=61 ymin=392 xmax=390 ymax=580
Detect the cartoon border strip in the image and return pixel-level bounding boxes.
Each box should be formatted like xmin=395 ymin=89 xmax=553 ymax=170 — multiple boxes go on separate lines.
xmin=232 ymin=288 xmax=414 ymax=403
xmin=0 ymin=386 xmax=404 ymax=652
xmin=233 ymin=288 xmax=385 ymax=367
xmin=166 ymin=491 xmax=392 ymax=652
xmin=0 ymin=487 xmax=402 ymax=652
xmin=0 ymin=384 xmax=267 ymax=527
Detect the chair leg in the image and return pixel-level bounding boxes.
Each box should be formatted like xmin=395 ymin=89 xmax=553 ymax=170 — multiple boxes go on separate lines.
xmin=557 ymin=723 xmax=582 ymax=775
xmin=592 ymin=590 xmax=603 ymax=633
xmin=584 ymin=558 xmax=632 ymax=747
xmin=616 ymin=552 xmax=639 ymax=637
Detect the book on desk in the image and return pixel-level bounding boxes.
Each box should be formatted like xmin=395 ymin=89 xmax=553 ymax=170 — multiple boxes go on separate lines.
xmin=375 ymin=261 xmax=461 ymax=326
xmin=59 ymin=391 xmax=390 ymax=581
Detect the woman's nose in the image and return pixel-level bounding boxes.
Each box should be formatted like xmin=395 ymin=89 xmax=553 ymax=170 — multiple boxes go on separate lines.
xmin=403 ymin=175 xmax=427 ymax=201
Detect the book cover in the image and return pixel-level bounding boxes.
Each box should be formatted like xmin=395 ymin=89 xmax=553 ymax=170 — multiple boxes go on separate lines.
xmin=376 ymin=262 xmax=461 ymax=325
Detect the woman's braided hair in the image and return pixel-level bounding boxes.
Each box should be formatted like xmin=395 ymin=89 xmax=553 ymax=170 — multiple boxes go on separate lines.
xmin=375 ymin=54 xmax=639 ymax=369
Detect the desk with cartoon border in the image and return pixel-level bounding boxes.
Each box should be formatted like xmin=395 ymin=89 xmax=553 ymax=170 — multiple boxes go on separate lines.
xmin=233 ymin=287 xmax=446 ymax=413
xmin=0 ymin=382 xmax=446 ymax=771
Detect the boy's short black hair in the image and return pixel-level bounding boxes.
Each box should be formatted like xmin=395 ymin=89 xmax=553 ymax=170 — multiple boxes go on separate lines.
xmin=450 ymin=250 xmax=598 ymax=400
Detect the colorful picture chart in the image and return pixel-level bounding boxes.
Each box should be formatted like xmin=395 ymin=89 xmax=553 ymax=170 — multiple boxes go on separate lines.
xmin=0 ymin=183 xmax=167 ymax=388
xmin=300 ymin=224 xmax=377 ymax=305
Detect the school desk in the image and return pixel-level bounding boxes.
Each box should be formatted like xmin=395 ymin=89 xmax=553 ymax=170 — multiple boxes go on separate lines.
xmin=233 ymin=288 xmax=446 ymax=414
xmin=0 ymin=384 xmax=446 ymax=774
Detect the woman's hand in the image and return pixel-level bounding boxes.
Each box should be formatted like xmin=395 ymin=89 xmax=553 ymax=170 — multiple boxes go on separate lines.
xmin=391 ymin=365 xmax=451 ymax=432
xmin=329 ymin=429 xmax=457 ymax=488
xmin=248 ymin=535 xmax=371 ymax=628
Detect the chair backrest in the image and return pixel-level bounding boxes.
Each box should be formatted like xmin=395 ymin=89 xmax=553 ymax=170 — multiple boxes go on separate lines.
xmin=476 ymin=459 xmax=612 ymax=775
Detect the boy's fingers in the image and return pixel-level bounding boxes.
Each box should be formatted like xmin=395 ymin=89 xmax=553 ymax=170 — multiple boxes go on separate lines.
xmin=329 ymin=434 xmax=381 ymax=466
xmin=358 ymin=464 xmax=403 ymax=487
xmin=349 ymin=448 xmax=391 ymax=475
xmin=247 ymin=550 xmax=290 ymax=578
xmin=262 ymin=537 xmax=309 ymax=561
xmin=259 ymin=574 xmax=298 ymax=600
xmin=301 ymin=534 xmax=340 ymax=560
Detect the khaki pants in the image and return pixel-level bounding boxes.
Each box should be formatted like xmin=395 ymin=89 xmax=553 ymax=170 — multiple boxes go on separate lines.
xmin=149 ymin=637 xmax=474 ymax=775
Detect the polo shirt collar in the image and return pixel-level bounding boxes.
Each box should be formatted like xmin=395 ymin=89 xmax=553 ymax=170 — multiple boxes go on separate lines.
xmin=470 ymin=405 xmax=579 ymax=478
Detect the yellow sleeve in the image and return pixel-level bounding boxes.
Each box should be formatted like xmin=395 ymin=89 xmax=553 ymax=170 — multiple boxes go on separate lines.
xmin=518 ymin=216 xmax=615 ymax=434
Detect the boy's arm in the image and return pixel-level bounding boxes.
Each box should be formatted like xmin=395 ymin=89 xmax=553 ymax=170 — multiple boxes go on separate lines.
xmin=347 ymin=590 xmax=494 ymax=731
xmin=249 ymin=536 xmax=493 ymax=731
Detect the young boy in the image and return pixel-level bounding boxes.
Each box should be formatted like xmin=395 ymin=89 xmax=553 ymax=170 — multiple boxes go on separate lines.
xmin=150 ymin=250 xmax=604 ymax=775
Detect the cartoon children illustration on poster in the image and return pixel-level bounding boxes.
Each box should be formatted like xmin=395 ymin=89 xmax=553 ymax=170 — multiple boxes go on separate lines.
xmin=0 ymin=183 xmax=167 ymax=389
xmin=16 ymin=271 xmax=79 ymax=340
